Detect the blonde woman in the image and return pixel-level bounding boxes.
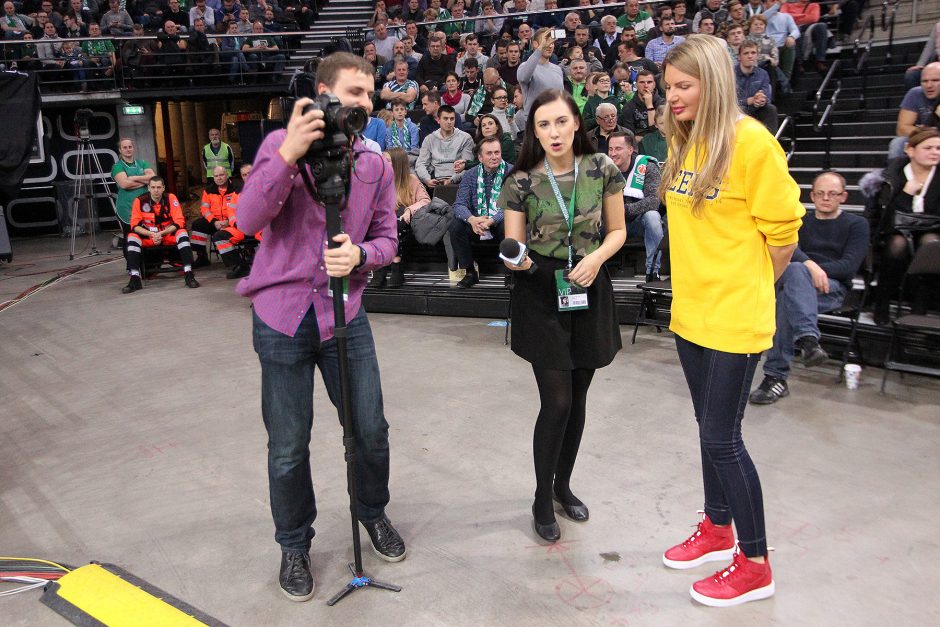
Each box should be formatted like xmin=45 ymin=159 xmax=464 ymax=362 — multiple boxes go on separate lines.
xmin=370 ymin=148 xmax=431 ymax=288
xmin=658 ymin=35 xmax=804 ymax=607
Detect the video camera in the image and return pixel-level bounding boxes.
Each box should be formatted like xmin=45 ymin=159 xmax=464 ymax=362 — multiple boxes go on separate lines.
xmin=74 ymin=108 xmax=94 ymax=141
xmin=290 ymin=71 xmax=367 ymax=159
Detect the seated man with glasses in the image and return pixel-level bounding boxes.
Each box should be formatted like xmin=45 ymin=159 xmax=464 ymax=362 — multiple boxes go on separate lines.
xmin=749 ymin=171 xmax=869 ymax=405
xmin=588 ymin=102 xmax=629 ymax=155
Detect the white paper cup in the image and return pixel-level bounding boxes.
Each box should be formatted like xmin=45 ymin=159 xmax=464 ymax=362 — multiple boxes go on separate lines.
xmin=844 ymin=364 xmax=861 ymax=390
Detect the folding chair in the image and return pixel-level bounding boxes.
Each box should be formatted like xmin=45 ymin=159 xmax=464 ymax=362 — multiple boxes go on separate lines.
xmin=881 ymin=241 xmax=940 ymax=393
xmin=631 ymin=278 xmax=672 ymax=344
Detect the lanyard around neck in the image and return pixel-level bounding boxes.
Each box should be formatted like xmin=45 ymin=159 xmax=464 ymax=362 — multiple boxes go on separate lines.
xmin=544 ymin=156 xmax=579 ymax=268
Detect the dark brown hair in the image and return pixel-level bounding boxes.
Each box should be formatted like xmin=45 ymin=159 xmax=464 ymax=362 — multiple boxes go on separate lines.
xmin=513 ymin=89 xmax=595 ymax=174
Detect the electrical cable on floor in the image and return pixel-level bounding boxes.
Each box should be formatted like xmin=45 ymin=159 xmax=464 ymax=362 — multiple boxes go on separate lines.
xmin=0 ymin=256 xmax=120 ymax=314
xmin=0 ymin=557 xmax=72 ymax=591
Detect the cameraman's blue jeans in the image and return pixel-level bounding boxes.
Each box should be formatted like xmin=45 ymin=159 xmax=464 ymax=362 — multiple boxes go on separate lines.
xmin=675 ymin=335 xmax=767 ymax=558
xmin=627 ymin=211 xmax=664 ymax=275
xmin=253 ymin=305 xmax=391 ymax=552
xmin=764 ymin=262 xmax=846 ymax=380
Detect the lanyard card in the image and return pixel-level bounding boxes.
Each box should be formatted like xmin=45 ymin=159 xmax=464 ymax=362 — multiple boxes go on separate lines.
xmin=555 ymin=269 xmax=588 ymax=311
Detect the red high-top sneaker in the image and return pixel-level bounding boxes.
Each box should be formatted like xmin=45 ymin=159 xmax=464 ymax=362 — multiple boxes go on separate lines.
xmin=662 ymin=511 xmax=736 ymax=569
xmin=690 ymin=548 xmax=775 ymax=607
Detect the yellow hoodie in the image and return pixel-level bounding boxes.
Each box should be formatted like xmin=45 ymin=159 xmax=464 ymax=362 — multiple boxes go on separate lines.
xmin=665 ymin=117 xmax=805 ymax=354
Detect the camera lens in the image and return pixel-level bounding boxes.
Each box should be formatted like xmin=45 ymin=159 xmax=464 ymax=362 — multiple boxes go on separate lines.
xmin=338 ymin=106 xmax=367 ymax=136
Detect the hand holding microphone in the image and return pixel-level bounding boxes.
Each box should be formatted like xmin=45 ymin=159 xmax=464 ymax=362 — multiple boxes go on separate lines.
xmin=500 ymin=238 xmax=538 ymax=274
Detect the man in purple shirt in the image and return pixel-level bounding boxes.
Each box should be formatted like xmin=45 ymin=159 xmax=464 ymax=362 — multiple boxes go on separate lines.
xmin=235 ymin=52 xmax=405 ymax=602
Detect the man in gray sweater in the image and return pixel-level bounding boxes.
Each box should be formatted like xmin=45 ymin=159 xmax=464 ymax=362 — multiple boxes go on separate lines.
xmin=517 ymin=29 xmax=564 ymax=133
xmin=415 ymin=105 xmax=475 ymax=187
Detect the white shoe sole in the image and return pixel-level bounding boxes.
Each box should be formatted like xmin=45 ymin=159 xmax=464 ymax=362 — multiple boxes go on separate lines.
xmin=662 ymin=547 xmax=735 ymax=570
xmin=280 ymin=586 xmax=315 ymax=602
xmin=689 ymin=579 xmax=775 ymax=607
xmin=360 ymin=522 xmax=407 ymax=563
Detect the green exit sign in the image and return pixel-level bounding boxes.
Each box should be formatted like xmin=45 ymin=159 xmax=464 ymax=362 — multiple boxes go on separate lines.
xmin=122 ymin=105 xmax=145 ymax=115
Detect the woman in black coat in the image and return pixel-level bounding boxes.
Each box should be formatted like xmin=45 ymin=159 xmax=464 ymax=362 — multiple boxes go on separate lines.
xmin=861 ymin=127 xmax=940 ymax=324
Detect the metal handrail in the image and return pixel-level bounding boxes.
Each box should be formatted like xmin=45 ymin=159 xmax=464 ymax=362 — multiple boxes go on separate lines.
xmin=882 ymin=0 xmax=900 ymax=63
xmin=813 ymin=71 xmax=842 ymax=171
xmin=814 ymin=59 xmax=841 ymax=105
xmin=774 ymin=115 xmax=797 ymax=162
xmin=364 ymin=1 xmax=653 ymax=33
xmin=854 ymin=15 xmax=875 ymax=109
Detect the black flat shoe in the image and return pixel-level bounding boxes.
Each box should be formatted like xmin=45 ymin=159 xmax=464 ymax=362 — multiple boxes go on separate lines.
xmin=532 ymin=504 xmax=560 ymax=542
xmin=554 ymin=497 xmax=589 ymax=522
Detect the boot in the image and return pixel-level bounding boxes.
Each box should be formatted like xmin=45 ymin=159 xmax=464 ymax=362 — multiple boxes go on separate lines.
xmin=368 ymin=266 xmax=388 ymax=289
xmin=121 ymin=275 xmax=142 ymax=294
xmin=184 ymin=271 xmax=200 ymax=288
xmin=192 ymin=251 xmax=211 ymax=268
xmin=387 ymin=262 xmax=404 ymax=288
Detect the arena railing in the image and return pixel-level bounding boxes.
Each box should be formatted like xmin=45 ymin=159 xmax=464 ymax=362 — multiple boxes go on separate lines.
xmin=813 ymin=59 xmax=842 ymax=171
xmin=1 ymin=31 xmax=312 ymax=94
xmin=362 ymin=1 xmax=660 ymax=34
xmin=880 ymin=0 xmax=901 ymax=64
xmin=774 ymin=115 xmax=796 ymax=162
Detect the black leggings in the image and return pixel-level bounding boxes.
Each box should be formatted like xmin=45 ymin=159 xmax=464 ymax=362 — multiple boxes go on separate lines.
xmin=877 ymin=231 xmax=940 ymax=311
xmin=531 ymin=365 xmax=595 ymax=524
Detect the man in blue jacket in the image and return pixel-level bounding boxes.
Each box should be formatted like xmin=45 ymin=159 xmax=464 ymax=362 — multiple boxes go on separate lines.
xmin=448 ymin=136 xmax=507 ymax=288
xmin=736 ymin=40 xmax=778 ymax=133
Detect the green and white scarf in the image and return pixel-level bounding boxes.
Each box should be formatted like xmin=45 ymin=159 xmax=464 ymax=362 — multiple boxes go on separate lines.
xmin=475 ymin=161 xmax=506 ymax=217
xmin=467 ymin=78 xmax=506 ymax=118
xmin=624 ymin=154 xmax=654 ymax=200
xmin=390 ymin=122 xmax=411 ymax=149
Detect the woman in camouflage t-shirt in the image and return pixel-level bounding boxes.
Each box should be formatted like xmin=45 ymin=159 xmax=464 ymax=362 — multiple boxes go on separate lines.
xmin=497 ymin=89 xmax=626 ymax=544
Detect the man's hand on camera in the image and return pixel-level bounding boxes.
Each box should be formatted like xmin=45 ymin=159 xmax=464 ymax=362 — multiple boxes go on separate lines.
xmin=278 ymin=98 xmax=326 ymax=166
xmin=324 ymin=233 xmax=361 ymax=277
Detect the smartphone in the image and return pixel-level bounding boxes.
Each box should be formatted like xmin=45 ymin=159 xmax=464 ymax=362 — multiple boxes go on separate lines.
xmin=552 ymin=28 xmax=567 ymax=40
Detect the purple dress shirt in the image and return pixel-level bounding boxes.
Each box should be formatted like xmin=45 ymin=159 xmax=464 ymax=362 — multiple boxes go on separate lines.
xmin=236 ymin=130 xmax=397 ymax=340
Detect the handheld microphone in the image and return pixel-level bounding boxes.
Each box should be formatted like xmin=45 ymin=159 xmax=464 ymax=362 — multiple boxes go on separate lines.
xmin=500 ymin=238 xmax=538 ymax=274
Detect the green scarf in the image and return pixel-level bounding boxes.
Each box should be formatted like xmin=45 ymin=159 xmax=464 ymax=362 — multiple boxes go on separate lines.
xmin=467 ymin=78 xmax=505 ymax=118
xmin=624 ymin=155 xmax=654 ymax=200
xmin=391 ymin=121 xmax=410 ymax=149
xmin=475 ymin=161 xmax=506 ymax=217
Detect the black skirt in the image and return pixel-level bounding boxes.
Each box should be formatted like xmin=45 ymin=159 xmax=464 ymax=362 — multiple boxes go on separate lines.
xmin=510 ymin=252 xmax=622 ymax=370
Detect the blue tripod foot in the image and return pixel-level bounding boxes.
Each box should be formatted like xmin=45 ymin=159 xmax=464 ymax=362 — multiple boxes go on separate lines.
xmin=325 ymin=563 xmax=402 ymax=606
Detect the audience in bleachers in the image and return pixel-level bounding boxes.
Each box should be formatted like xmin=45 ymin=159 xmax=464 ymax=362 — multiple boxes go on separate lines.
xmin=8 ymin=0 xmax=936 ymax=322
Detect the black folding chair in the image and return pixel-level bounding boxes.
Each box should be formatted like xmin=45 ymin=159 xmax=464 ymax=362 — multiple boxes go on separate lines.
xmin=823 ymin=249 xmax=873 ymax=382
xmin=881 ymin=241 xmax=940 ymax=393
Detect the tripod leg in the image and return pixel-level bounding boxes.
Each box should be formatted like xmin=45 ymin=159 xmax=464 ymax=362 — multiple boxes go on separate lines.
xmin=325 ymin=584 xmax=356 ymax=606
xmin=365 ymin=579 xmax=402 ymax=592
xmin=69 ymin=143 xmax=86 ymax=260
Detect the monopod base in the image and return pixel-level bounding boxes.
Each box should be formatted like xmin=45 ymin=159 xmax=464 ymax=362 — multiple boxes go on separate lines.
xmin=325 ymin=563 xmax=401 ymax=606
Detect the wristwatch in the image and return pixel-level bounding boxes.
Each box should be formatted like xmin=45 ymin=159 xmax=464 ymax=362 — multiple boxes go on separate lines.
xmin=355 ymin=245 xmax=367 ymax=269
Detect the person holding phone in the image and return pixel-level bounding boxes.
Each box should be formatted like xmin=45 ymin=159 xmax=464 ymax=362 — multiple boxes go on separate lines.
xmin=658 ymin=35 xmax=804 ymax=607
xmin=517 ymin=28 xmax=565 ymax=134
xmin=499 ymin=89 xmax=626 ymax=543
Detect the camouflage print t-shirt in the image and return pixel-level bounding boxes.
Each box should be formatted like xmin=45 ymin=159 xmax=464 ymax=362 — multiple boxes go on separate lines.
xmin=499 ymin=153 xmax=625 ymax=260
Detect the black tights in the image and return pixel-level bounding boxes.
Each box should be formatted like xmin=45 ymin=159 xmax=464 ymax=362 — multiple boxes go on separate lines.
xmin=877 ymin=232 xmax=940 ymax=313
xmin=531 ymin=365 xmax=595 ymax=524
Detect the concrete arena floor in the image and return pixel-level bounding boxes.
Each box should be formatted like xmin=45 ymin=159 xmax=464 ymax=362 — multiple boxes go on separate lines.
xmin=1 ymin=236 xmax=939 ymax=626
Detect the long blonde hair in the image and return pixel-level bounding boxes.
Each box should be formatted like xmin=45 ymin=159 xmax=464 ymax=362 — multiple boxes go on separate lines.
xmin=386 ymin=147 xmax=414 ymax=207
xmin=659 ymin=35 xmax=741 ymax=216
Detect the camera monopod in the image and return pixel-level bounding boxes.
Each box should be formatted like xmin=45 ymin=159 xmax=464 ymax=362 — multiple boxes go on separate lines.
xmin=296 ymin=152 xmax=401 ymax=606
